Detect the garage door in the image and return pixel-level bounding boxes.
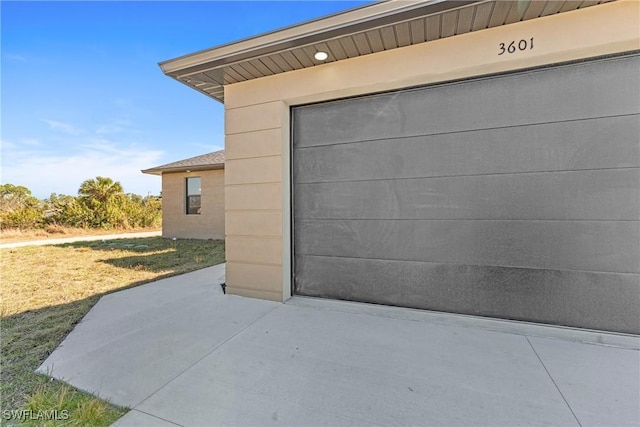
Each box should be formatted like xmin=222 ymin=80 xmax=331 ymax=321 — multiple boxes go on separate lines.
xmin=292 ymin=55 xmax=640 ymax=334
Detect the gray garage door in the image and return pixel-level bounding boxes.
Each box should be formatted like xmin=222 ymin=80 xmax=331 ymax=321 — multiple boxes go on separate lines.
xmin=292 ymin=54 xmax=640 ymax=334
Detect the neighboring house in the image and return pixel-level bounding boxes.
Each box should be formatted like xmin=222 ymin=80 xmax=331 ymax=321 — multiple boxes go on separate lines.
xmin=158 ymin=1 xmax=639 ymax=334
xmin=142 ymin=150 xmax=225 ymax=240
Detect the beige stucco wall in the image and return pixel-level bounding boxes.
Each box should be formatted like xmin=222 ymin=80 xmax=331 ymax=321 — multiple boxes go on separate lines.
xmin=161 ymin=169 xmax=225 ymax=240
xmin=223 ymin=1 xmax=640 ymax=301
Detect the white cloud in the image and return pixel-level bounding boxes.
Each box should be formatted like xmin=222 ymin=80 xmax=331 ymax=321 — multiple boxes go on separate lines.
xmin=0 ymin=139 xmax=19 ymax=151
xmin=1 ymin=140 xmax=164 ymax=198
xmin=96 ymin=124 xmax=124 ymax=134
xmin=5 ymin=114 xmax=168 ymax=198
xmin=4 ymin=53 xmax=27 ymax=62
xmin=189 ymin=130 xmax=224 ymax=153
xmin=20 ymin=138 xmax=42 ymax=147
xmin=96 ymin=118 xmax=134 ymax=135
xmin=190 ymin=142 xmax=224 ymax=152
xmin=41 ymin=119 xmax=84 ymax=135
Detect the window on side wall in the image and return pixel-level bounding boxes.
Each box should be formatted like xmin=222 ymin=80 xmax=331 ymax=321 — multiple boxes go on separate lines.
xmin=186 ymin=177 xmax=201 ymax=215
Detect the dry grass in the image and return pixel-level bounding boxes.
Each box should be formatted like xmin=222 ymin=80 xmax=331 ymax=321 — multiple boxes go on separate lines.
xmin=0 ymin=226 xmax=161 ymax=244
xmin=0 ymin=237 xmax=225 ymax=424
xmin=17 ymin=383 xmax=127 ymax=426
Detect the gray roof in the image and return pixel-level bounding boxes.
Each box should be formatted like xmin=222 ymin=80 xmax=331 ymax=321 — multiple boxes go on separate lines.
xmin=141 ymin=150 xmax=225 ymax=175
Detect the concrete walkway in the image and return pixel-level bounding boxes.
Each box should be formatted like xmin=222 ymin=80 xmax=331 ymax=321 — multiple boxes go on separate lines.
xmin=38 ymin=264 xmax=640 ymax=427
xmin=0 ymin=230 xmax=162 ymax=249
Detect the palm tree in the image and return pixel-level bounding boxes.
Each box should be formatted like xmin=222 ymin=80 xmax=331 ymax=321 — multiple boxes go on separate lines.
xmin=78 ymin=177 xmax=123 ymax=204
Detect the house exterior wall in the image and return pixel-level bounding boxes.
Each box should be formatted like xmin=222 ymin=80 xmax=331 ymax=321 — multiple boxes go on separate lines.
xmin=161 ymin=169 xmax=225 ymax=240
xmin=223 ymin=1 xmax=640 ymax=301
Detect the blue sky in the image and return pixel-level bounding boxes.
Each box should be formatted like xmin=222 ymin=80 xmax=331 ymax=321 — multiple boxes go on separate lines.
xmin=1 ymin=1 xmax=369 ymax=198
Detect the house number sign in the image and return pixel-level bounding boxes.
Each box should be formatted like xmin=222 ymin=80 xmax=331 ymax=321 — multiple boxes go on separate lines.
xmin=498 ymin=38 xmax=534 ymax=55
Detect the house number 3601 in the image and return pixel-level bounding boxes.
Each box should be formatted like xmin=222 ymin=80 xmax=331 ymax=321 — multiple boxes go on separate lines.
xmin=498 ymin=38 xmax=534 ymax=55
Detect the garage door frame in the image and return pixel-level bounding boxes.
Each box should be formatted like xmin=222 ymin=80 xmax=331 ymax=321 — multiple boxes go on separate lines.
xmin=289 ymin=52 xmax=640 ymax=333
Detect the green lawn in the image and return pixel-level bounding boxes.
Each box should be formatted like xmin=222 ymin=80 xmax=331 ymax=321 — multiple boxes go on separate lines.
xmin=1 ymin=237 xmax=225 ymax=425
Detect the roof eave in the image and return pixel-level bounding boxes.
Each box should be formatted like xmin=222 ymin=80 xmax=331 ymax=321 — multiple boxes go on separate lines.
xmin=141 ymin=164 xmax=225 ymax=176
xmin=159 ymin=1 xmax=467 ymax=78
xmin=158 ymin=0 xmax=613 ymax=104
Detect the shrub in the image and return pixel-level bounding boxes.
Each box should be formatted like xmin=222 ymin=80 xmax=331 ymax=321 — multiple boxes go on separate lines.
xmin=1 ymin=180 xmax=162 ymax=231
xmin=0 ymin=206 xmax=44 ymax=229
xmin=0 ymin=184 xmax=45 ymax=230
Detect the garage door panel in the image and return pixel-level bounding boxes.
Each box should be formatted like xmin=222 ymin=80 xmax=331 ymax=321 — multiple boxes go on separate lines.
xmin=294 ymin=115 xmax=640 ymax=182
xmin=293 ymin=55 xmax=640 ymax=333
xmin=293 ymin=56 xmax=639 ymax=147
xmin=295 ymin=169 xmax=640 ymax=221
xmin=295 ymin=255 xmax=640 ymax=334
xmin=295 ymin=219 xmax=639 ymax=274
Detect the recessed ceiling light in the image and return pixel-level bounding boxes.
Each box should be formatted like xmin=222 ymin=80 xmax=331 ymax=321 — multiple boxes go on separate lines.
xmin=314 ymin=51 xmax=328 ymax=61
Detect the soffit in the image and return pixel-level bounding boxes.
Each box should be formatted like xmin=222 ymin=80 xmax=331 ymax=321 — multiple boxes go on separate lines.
xmin=159 ymin=0 xmax=614 ymax=103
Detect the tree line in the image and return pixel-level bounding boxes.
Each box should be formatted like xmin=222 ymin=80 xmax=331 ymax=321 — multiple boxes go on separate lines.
xmin=0 ymin=177 xmax=161 ymax=230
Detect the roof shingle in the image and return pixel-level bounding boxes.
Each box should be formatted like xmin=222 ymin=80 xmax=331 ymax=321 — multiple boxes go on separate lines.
xmin=142 ymin=150 xmax=225 ymax=175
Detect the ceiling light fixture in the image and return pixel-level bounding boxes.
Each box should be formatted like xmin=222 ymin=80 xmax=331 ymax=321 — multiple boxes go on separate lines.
xmin=314 ymin=51 xmax=328 ymax=61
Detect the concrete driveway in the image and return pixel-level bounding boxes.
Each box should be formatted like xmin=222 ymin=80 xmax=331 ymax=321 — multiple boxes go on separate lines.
xmin=39 ymin=264 xmax=640 ymax=426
